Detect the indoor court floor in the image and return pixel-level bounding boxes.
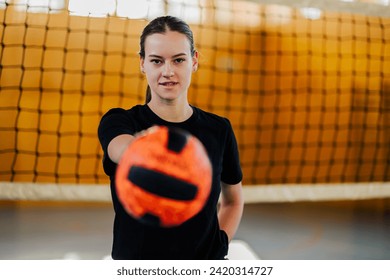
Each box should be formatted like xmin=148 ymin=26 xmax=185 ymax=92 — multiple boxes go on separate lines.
xmin=0 ymin=199 xmax=389 ymax=260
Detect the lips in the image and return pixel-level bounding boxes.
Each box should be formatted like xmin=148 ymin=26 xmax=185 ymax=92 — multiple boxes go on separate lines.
xmin=159 ymin=82 xmax=178 ymax=86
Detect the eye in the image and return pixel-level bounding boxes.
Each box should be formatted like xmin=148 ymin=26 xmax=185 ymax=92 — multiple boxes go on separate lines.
xmin=174 ymin=58 xmax=185 ymax=64
xmin=150 ymin=59 xmax=162 ymax=65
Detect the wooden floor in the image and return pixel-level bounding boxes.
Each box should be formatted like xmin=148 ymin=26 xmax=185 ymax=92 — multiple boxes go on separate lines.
xmin=0 ymin=199 xmax=389 ymax=260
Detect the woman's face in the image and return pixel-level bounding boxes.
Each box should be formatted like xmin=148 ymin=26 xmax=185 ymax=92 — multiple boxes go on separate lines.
xmin=140 ymin=30 xmax=198 ymax=103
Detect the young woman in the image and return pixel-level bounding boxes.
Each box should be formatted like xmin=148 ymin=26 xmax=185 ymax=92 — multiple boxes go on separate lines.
xmin=98 ymin=16 xmax=243 ymax=260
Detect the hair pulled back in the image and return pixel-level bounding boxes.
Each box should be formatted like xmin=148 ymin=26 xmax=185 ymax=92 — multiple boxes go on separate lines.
xmin=139 ymin=16 xmax=196 ymax=103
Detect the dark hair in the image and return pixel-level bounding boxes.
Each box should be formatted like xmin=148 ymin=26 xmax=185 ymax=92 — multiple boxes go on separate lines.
xmin=140 ymin=16 xmax=196 ymax=103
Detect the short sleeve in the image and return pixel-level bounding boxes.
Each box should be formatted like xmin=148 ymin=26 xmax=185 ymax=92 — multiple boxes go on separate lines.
xmin=220 ymin=119 xmax=243 ymax=185
xmin=97 ymin=108 xmax=136 ymax=176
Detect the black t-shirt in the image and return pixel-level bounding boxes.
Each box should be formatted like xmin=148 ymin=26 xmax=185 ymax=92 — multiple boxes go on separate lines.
xmin=98 ymin=104 xmax=242 ymax=259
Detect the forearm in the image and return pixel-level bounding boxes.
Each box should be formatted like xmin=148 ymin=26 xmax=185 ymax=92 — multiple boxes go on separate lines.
xmin=218 ymin=202 xmax=243 ymax=242
xmin=218 ymin=182 xmax=244 ymax=242
xmin=107 ymin=134 xmax=135 ymax=164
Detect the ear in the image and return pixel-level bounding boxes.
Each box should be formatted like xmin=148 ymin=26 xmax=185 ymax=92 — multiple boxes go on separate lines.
xmin=192 ymin=51 xmax=199 ymax=72
xmin=140 ymin=57 xmax=145 ymax=73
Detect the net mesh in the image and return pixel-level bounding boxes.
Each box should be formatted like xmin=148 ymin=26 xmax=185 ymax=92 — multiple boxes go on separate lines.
xmin=0 ymin=0 xmax=389 ymax=201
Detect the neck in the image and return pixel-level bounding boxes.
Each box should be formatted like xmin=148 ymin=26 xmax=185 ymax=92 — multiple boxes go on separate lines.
xmin=147 ymin=99 xmax=193 ymax=123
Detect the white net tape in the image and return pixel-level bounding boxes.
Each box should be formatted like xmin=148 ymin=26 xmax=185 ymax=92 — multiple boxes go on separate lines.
xmin=1 ymin=182 xmax=389 ymax=203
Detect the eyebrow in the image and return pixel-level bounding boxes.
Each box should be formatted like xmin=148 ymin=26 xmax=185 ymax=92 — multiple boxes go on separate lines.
xmin=148 ymin=53 xmax=187 ymax=59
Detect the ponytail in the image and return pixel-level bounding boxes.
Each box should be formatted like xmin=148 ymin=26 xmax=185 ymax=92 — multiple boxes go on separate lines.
xmin=145 ymin=85 xmax=151 ymax=104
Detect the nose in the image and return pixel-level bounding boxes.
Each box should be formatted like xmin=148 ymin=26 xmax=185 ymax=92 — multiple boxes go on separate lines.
xmin=162 ymin=63 xmax=174 ymax=78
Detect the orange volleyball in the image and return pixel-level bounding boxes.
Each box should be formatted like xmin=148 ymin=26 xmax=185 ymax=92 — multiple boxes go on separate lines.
xmin=115 ymin=126 xmax=212 ymax=227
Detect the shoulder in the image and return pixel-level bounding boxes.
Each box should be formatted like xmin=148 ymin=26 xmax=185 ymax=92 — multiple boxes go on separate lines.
xmin=100 ymin=105 xmax=144 ymax=121
xmin=100 ymin=108 xmax=126 ymax=120
xmin=193 ymin=107 xmax=234 ymax=141
xmin=193 ymin=107 xmax=232 ymax=129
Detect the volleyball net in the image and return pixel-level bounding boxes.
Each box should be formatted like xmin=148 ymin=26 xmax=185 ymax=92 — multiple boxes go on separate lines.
xmin=0 ymin=0 xmax=389 ymax=203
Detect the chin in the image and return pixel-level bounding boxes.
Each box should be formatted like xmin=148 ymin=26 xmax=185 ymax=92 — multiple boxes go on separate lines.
xmin=156 ymin=92 xmax=182 ymax=101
